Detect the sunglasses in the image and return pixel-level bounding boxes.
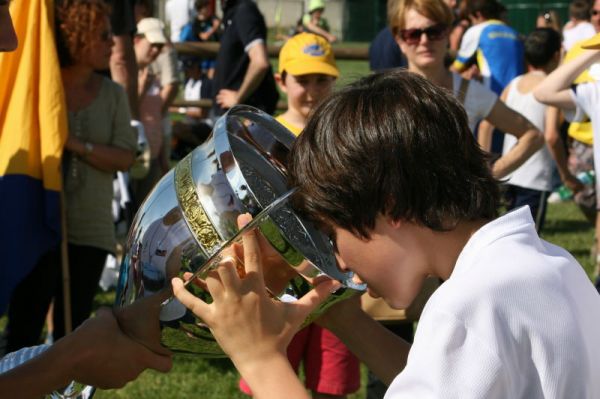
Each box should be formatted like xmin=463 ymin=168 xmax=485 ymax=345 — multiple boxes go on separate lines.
xmin=399 ymin=24 xmax=448 ymax=45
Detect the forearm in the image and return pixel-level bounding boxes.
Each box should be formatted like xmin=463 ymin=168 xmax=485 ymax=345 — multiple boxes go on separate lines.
xmin=534 ymin=50 xmax=600 ymax=107
xmin=0 ymin=340 xmax=81 ymax=398
xmin=477 ymin=119 xmax=494 ymax=152
xmin=111 ymin=35 xmax=139 ymax=119
xmin=547 ymin=135 xmax=572 ymax=181
xmin=234 ymin=352 xmax=309 ymax=399
xmin=492 ymin=128 xmax=543 ymax=178
xmin=323 ymin=307 xmax=410 ymax=385
xmin=305 ymin=22 xmax=329 ymax=37
xmin=160 ymin=83 xmax=179 ymax=116
xmin=545 ymin=107 xmax=573 ymax=181
xmin=237 ymin=58 xmax=269 ymax=104
xmin=67 ymin=138 xmax=134 ymax=172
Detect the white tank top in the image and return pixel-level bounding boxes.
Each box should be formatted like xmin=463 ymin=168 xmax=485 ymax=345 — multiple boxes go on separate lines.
xmin=502 ymin=75 xmax=554 ymax=191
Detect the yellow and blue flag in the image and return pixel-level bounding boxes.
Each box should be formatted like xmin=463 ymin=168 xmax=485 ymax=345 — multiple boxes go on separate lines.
xmin=0 ymin=0 xmax=67 ymax=314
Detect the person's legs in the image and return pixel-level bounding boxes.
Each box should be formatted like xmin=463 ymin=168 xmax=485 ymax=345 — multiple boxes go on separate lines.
xmin=504 ymin=185 xmax=548 ymax=232
xmin=2 ymin=248 xmax=60 ymax=354
xmin=304 ymin=326 xmax=360 ymax=398
xmin=52 ymin=244 xmax=108 ymax=341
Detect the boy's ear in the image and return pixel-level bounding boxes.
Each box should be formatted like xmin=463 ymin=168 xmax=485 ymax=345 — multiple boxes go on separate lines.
xmin=387 ymin=215 xmax=403 ymax=229
xmin=274 ymin=73 xmax=288 ymax=92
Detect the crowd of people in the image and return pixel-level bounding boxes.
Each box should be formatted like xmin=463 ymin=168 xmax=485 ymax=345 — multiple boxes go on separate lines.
xmin=2 ymin=0 xmax=600 ymax=398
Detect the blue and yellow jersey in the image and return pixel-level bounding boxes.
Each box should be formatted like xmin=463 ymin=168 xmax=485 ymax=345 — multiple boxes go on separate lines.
xmin=453 ymin=20 xmax=524 ymax=95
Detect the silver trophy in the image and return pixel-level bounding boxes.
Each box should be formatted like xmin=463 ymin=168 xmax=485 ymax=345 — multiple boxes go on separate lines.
xmin=115 ymin=105 xmax=365 ymax=358
xmin=0 ymin=106 xmax=366 ymax=399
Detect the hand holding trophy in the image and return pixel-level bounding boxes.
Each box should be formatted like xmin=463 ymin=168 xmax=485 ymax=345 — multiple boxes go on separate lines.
xmin=172 ymin=213 xmax=340 ymax=368
xmin=115 ymin=105 xmax=365 ymax=362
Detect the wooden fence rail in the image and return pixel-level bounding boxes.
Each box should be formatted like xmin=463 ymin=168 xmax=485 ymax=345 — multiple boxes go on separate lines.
xmin=173 ymin=42 xmax=369 ymax=60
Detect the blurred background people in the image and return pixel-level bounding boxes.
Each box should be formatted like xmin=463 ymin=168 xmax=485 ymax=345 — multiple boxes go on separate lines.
xmin=302 ymin=0 xmax=337 ymax=43
xmin=3 ymin=0 xmax=137 ymax=351
xmin=165 ymin=0 xmax=194 ymax=43
xmin=180 ymin=0 xmax=221 ymax=79
xmin=369 ymin=0 xmax=407 ymax=73
xmin=389 ymin=0 xmax=542 ymax=180
xmin=536 ymin=9 xmax=562 ymax=33
xmin=563 ymin=0 xmax=595 ymax=52
xmin=131 ymin=18 xmax=170 ymax=211
xmin=212 ymin=0 xmax=278 ymax=116
xmin=494 ymin=28 xmax=583 ymax=231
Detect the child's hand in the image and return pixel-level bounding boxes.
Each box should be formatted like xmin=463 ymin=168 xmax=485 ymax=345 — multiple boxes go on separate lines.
xmin=171 ymin=214 xmax=337 ymax=370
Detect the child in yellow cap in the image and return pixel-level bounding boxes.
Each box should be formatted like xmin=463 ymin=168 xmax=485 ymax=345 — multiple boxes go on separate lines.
xmin=238 ymin=32 xmax=360 ymax=398
xmin=274 ymin=32 xmax=339 ymax=136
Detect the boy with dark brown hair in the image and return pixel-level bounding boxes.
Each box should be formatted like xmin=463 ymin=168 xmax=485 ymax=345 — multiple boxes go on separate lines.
xmin=174 ymin=70 xmax=600 ymax=398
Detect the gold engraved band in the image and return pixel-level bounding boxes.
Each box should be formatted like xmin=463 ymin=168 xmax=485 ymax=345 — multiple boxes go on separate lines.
xmin=175 ymin=153 xmax=221 ymax=255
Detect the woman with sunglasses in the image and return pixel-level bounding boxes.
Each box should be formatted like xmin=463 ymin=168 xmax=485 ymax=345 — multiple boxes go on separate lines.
xmin=389 ymin=0 xmax=543 ymax=179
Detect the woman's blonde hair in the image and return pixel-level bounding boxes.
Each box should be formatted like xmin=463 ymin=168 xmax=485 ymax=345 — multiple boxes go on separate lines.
xmin=388 ymin=0 xmax=454 ymax=35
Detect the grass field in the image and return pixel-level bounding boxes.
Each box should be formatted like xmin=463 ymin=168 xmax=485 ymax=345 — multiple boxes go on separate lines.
xmin=89 ymin=201 xmax=596 ymax=399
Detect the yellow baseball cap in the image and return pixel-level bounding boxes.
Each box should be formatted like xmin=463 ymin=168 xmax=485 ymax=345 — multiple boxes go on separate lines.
xmin=278 ymin=33 xmax=339 ymax=77
xmin=582 ymin=33 xmax=600 ymax=50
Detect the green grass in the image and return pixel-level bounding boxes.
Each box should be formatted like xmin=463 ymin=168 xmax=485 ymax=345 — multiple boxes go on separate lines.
xmin=88 ymin=201 xmax=596 ymax=398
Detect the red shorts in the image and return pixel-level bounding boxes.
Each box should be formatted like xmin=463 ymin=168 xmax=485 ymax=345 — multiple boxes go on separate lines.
xmin=239 ymin=324 xmax=360 ymax=395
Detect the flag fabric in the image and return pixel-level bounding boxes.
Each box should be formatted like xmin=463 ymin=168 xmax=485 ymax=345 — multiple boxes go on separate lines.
xmin=0 ymin=0 xmax=67 ymax=315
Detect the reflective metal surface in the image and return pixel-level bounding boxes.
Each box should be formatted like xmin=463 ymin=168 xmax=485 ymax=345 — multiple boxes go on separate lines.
xmin=115 ymin=105 xmax=365 ymax=357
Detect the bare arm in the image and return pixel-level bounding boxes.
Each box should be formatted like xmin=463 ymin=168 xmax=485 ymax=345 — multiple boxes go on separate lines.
xmin=477 ymin=119 xmax=494 ymax=152
xmin=200 ymin=18 xmax=221 ymax=41
xmin=534 ymin=49 xmax=600 ymax=109
xmin=66 ymin=136 xmax=135 ymax=173
xmin=317 ymin=297 xmax=411 ymax=385
xmin=216 ymin=42 xmax=271 ymax=109
xmin=0 ymin=308 xmax=172 ymax=398
xmin=172 ymin=214 xmax=336 ymax=399
xmin=544 ymin=106 xmax=583 ymax=192
xmin=111 ymin=35 xmax=139 ymax=119
xmin=160 ymin=82 xmax=179 ymax=117
xmin=484 ymin=99 xmax=544 ymax=178
xmin=478 ymin=85 xmax=508 ymax=153
xmin=304 ymin=21 xmax=337 ymax=42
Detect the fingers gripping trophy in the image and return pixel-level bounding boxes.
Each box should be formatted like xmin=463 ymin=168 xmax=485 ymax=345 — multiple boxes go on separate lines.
xmin=115 ymin=106 xmax=364 ymax=362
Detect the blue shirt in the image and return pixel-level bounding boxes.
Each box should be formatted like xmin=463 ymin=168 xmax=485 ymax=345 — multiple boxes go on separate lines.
xmin=453 ymin=20 xmax=524 ymax=95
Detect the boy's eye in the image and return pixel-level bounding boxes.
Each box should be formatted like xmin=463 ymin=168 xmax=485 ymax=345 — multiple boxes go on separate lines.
xmin=328 ymin=233 xmax=338 ymax=254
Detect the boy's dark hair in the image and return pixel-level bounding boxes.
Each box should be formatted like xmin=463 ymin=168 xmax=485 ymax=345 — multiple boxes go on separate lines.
xmin=569 ymin=0 xmax=591 ymax=21
xmin=524 ymin=28 xmax=561 ymax=68
xmin=195 ymin=0 xmax=210 ymax=11
xmin=466 ymin=0 xmax=503 ymax=19
xmin=288 ymin=70 xmax=500 ymax=238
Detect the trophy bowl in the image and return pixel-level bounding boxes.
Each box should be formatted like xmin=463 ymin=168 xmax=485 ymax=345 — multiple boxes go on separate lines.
xmin=115 ymin=105 xmax=365 ymax=358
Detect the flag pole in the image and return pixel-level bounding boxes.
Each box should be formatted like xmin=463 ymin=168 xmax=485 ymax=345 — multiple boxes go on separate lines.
xmin=60 ymin=189 xmax=72 ymax=334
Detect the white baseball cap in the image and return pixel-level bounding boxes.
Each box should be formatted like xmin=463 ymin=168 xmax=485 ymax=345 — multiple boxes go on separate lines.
xmin=137 ymin=18 xmax=167 ymax=44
